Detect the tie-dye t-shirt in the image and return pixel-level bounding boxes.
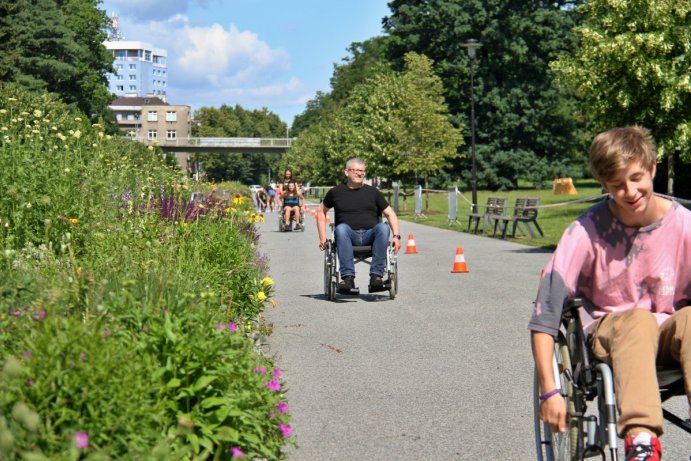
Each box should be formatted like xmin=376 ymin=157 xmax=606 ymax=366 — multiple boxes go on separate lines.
xmin=529 ymin=199 xmax=691 ymax=337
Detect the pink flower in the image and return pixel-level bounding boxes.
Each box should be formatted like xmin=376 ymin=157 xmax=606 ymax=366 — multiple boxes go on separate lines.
xmin=102 ymin=328 xmax=111 ymax=337
xmin=231 ymin=447 xmax=245 ymax=458
xmin=264 ymin=378 xmax=281 ymax=392
xmin=227 ymin=322 xmax=237 ymax=332
xmin=279 ymin=423 xmax=292 ymax=438
xmin=27 ymin=379 xmax=34 ymax=387
xmin=22 ymin=351 xmax=31 ymax=358
xmin=79 ymin=352 xmax=87 ymax=361
xmin=33 ymin=310 xmax=46 ymax=320
xmin=276 ymin=402 xmax=289 ymax=413
xmin=273 ymin=368 xmax=282 ymax=378
xmin=11 ymin=310 xmax=21 ymax=317
xmin=73 ymin=432 xmax=89 ymax=449
xmin=253 ymin=366 xmax=266 ymax=374
xmin=216 ymin=323 xmax=226 ymax=330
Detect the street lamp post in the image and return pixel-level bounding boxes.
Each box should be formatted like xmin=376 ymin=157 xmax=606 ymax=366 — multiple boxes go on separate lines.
xmin=462 ymin=38 xmax=481 ymax=214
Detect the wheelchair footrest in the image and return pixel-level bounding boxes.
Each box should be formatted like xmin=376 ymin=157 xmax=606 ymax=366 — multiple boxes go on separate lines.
xmin=337 ymin=287 xmax=360 ymax=295
xmin=368 ymin=281 xmax=391 ymax=293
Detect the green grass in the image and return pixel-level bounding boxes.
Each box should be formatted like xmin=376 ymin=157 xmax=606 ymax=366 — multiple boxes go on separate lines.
xmin=395 ymin=179 xmax=605 ymax=249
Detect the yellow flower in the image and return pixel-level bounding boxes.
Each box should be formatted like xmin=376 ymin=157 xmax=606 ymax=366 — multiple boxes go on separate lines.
xmin=261 ymin=277 xmax=273 ymax=286
xmin=72 ymin=130 xmax=81 ymax=139
xmin=33 ymin=109 xmax=42 ymax=117
xmin=26 ymin=203 xmax=32 ymax=209
xmin=256 ymin=291 xmax=267 ymax=301
xmin=232 ymin=197 xmax=243 ymax=205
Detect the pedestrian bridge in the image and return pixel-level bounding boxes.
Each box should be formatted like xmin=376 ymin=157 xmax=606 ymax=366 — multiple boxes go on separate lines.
xmin=131 ymin=136 xmax=293 ymax=154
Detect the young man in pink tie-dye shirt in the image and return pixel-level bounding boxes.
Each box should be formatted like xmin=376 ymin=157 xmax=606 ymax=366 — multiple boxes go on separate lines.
xmin=529 ymin=126 xmax=691 ymax=460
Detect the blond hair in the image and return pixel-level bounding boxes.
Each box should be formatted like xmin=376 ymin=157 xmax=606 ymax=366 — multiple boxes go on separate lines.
xmin=589 ymin=126 xmax=657 ymax=183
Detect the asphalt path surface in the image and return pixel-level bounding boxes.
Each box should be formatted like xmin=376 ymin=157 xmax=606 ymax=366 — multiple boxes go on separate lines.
xmin=258 ymin=207 xmax=690 ymax=460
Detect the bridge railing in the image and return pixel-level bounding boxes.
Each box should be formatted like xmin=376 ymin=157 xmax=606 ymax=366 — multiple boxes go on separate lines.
xmin=129 ymin=136 xmax=294 ymax=148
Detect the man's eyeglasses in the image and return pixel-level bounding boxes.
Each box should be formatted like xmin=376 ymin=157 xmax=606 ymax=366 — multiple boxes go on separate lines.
xmin=347 ymin=168 xmax=366 ymax=174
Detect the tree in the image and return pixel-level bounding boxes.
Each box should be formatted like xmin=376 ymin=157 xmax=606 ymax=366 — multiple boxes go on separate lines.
xmin=291 ymin=36 xmax=392 ymax=137
xmin=191 ymin=105 xmax=287 ymax=183
xmin=383 ymin=0 xmax=584 ymax=189
xmin=346 ymin=53 xmax=462 ymax=192
xmin=57 ymin=0 xmax=114 ymax=119
xmin=284 ymin=52 xmax=462 ymax=201
xmin=551 ymin=0 xmax=690 ymax=194
xmin=0 ymin=0 xmax=113 ymax=121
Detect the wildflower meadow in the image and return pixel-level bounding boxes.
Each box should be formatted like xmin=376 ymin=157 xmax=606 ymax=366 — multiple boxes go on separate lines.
xmin=0 ymin=84 xmax=294 ymax=460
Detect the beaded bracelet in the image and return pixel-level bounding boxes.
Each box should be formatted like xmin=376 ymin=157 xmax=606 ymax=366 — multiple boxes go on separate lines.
xmin=539 ymin=388 xmax=561 ymax=401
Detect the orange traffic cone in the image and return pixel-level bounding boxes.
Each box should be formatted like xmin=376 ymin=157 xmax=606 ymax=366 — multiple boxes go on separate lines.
xmin=405 ymin=234 xmax=418 ymax=254
xmin=451 ymin=247 xmax=469 ymax=273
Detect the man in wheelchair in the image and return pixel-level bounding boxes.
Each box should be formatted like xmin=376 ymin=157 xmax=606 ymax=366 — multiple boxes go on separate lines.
xmin=529 ymin=127 xmax=691 ymax=460
xmin=316 ymin=157 xmax=401 ymax=294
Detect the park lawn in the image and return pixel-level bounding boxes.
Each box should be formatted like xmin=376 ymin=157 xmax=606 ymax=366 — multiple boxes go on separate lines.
xmin=396 ymin=180 xmax=605 ymax=249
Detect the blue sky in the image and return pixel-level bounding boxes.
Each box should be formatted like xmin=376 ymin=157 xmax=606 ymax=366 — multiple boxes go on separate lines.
xmin=100 ymin=0 xmax=392 ymax=125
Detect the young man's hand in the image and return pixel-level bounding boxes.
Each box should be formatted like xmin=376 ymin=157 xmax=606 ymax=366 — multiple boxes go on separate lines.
xmin=540 ymin=393 xmax=568 ymax=433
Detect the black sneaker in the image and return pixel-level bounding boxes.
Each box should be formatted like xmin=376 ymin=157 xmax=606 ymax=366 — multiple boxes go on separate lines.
xmin=337 ymin=276 xmax=355 ymax=293
xmin=369 ymin=275 xmax=384 ymax=287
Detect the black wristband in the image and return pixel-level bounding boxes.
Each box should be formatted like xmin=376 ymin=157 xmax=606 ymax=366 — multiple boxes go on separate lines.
xmin=392 ymin=234 xmax=401 ymax=239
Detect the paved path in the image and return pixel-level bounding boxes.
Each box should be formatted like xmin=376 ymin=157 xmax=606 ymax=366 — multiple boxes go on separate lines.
xmin=258 ymin=209 xmax=689 ymax=460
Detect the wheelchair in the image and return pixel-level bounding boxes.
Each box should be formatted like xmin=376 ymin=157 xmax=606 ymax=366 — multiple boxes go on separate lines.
xmin=323 ymin=223 xmax=398 ymax=301
xmin=534 ymin=298 xmax=690 ymax=461
xmin=278 ymin=205 xmax=304 ymax=232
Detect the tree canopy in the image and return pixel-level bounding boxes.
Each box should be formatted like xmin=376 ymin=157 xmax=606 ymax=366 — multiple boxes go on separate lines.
xmin=550 ymin=0 xmax=690 ymax=192
xmin=283 ymin=52 xmax=462 ymax=187
xmin=383 ymin=0 xmax=585 ymax=189
xmin=191 ymin=105 xmax=288 ymax=183
xmin=0 ymin=0 xmax=113 ymax=120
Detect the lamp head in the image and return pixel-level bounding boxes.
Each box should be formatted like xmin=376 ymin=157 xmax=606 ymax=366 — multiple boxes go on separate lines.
xmin=462 ymin=39 xmax=482 ymax=59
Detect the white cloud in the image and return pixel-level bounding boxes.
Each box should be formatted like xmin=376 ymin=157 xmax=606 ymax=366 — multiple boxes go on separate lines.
xmin=107 ymin=6 xmax=311 ymax=121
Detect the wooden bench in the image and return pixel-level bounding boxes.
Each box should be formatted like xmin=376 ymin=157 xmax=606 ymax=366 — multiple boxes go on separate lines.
xmin=467 ymin=197 xmax=508 ymax=234
xmin=493 ymin=197 xmax=544 ymax=239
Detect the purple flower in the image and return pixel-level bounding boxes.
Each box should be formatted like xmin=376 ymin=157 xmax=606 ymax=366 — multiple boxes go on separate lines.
xmin=73 ymin=432 xmax=89 ymax=449
xmin=276 ymin=402 xmax=289 ymax=413
xmin=279 ymin=423 xmax=292 ymax=438
xmin=27 ymin=379 xmax=34 ymax=387
xmin=231 ymin=447 xmax=245 ymax=458
xmin=227 ymin=322 xmax=237 ymax=332
xmin=264 ymin=378 xmax=281 ymax=392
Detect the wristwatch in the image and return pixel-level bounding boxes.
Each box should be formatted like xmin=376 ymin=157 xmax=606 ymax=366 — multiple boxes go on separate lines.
xmin=392 ymin=234 xmax=401 ymax=240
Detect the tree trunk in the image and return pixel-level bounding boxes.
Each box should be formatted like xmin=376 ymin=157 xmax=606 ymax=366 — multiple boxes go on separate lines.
xmin=424 ymin=175 xmax=430 ymax=211
xmin=667 ymin=151 xmax=675 ymax=195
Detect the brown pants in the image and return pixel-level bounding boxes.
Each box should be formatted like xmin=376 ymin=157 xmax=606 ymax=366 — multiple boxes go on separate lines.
xmin=590 ymin=307 xmax=691 ymax=437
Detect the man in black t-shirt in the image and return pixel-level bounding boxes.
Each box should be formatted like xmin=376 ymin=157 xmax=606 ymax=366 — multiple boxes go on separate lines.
xmin=317 ymin=158 xmax=401 ymax=293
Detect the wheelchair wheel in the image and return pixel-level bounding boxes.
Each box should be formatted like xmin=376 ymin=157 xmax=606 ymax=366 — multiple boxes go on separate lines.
xmin=534 ymin=332 xmax=578 ymax=461
xmin=324 ymin=242 xmax=333 ymax=298
xmin=387 ymin=246 xmax=397 ymax=300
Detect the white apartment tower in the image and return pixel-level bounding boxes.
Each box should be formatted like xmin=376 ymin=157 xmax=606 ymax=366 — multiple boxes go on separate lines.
xmin=104 ymin=39 xmax=168 ymax=101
